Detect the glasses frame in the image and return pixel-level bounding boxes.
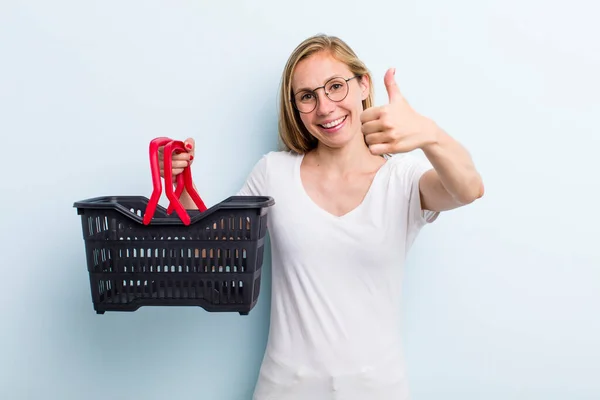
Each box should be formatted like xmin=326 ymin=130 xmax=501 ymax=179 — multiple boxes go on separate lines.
xmin=291 ymin=75 xmax=360 ymax=114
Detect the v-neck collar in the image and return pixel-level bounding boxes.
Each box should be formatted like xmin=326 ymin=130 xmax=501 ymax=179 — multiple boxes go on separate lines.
xmin=294 ymin=153 xmax=391 ymax=221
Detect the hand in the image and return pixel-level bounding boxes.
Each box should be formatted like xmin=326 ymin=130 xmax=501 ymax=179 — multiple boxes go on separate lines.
xmin=361 ymin=68 xmax=435 ymax=155
xmin=158 ymin=137 xmax=195 ymax=179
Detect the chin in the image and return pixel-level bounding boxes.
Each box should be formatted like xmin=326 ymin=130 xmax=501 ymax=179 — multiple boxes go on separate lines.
xmin=315 ymin=130 xmax=354 ymax=149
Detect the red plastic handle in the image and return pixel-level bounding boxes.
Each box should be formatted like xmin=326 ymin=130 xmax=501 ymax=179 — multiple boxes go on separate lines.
xmin=142 ymin=137 xmax=207 ymax=225
xmin=143 ymin=137 xmax=180 ymax=225
xmin=163 ymin=140 xmax=207 ymax=224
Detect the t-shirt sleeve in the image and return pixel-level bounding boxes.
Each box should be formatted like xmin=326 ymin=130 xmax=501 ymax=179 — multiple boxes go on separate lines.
xmin=394 ymin=153 xmax=440 ymax=249
xmin=236 ymin=154 xmax=269 ymax=197
xmin=406 ymin=156 xmax=439 ymax=229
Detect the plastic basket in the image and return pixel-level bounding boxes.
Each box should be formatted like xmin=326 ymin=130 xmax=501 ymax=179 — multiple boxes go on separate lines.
xmin=73 ymin=195 xmax=274 ymax=315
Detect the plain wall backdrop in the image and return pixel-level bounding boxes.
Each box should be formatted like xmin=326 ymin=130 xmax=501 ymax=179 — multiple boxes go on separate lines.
xmin=1 ymin=1 xmax=598 ymax=399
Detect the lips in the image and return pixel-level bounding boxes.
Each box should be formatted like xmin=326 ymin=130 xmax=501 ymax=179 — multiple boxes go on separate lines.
xmin=318 ymin=116 xmax=347 ymax=129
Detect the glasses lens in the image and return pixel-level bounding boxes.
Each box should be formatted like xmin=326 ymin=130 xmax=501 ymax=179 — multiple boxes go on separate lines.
xmin=294 ymin=91 xmax=316 ymax=113
xmin=326 ymin=78 xmax=348 ymax=102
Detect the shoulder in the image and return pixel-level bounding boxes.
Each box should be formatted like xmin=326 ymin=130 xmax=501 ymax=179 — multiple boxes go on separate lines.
xmin=262 ymin=150 xmax=301 ymax=163
xmin=383 ymin=152 xmax=434 ymax=194
xmin=238 ymin=151 xmax=299 ymax=197
xmin=254 ymin=150 xmax=301 ymax=171
xmin=386 ymin=152 xmax=432 ymax=176
xmin=384 ymin=152 xmax=440 ymax=225
xmin=247 ymin=150 xmax=300 ymax=176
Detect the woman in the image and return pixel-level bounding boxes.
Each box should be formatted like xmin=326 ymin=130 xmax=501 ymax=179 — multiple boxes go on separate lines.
xmin=163 ymin=34 xmax=483 ymax=400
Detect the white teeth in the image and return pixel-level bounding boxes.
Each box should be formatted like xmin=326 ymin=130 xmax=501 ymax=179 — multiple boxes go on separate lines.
xmin=322 ymin=117 xmax=345 ymax=129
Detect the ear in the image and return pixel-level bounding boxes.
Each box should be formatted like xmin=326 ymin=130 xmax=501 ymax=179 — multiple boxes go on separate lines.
xmin=358 ymin=74 xmax=370 ymax=101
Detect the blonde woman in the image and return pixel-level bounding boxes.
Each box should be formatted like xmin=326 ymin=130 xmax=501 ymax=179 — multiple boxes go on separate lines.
xmin=166 ymin=34 xmax=483 ymax=400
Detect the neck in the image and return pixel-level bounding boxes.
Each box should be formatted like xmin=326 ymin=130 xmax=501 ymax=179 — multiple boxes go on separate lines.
xmin=310 ymin=132 xmax=381 ymax=174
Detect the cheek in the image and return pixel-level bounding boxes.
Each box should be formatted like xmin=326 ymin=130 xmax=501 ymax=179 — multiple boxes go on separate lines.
xmin=299 ymin=114 xmax=313 ymax=128
xmin=343 ymin=95 xmax=364 ymax=115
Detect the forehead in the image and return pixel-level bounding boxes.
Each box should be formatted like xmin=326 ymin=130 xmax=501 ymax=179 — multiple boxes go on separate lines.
xmin=292 ymin=52 xmax=352 ymax=91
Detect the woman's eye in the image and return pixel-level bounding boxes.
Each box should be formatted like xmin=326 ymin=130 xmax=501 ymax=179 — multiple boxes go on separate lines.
xmin=328 ymin=82 xmax=344 ymax=92
xmin=300 ymin=93 xmax=313 ymax=102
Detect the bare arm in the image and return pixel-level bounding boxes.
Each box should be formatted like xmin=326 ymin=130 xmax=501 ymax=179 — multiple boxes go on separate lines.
xmin=419 ymin=121 xmax=484 ymax=212
xmin=179 ymin=187 xmax=199 ymax=210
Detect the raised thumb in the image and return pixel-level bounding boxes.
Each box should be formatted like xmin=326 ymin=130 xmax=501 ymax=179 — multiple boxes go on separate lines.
xmin=384 ymin=68 xmax=401 ymax=103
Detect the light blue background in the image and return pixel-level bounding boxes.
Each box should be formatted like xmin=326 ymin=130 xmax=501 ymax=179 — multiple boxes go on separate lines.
xmin=1 ymin=1 xmax=598 ymax=399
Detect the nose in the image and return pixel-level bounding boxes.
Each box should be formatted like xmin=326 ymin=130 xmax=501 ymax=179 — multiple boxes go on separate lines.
xmin=315 ymin=90 xmax=335 ymax=116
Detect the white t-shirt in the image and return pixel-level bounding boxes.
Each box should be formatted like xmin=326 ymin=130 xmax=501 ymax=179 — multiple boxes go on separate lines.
xmin=237 ymin=150 xmax=439 ymax=400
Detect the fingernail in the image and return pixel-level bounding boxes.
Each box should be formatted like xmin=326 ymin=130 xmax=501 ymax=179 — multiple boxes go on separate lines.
xmin=190 ymin=155 xmax=194 ymax=160
xmin=185 ymin=143 xmax=193 ymax=150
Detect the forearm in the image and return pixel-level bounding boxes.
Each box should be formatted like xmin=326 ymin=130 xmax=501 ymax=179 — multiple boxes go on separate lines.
xmin=421 ymin=120 xmax=484 ymax=204
xmin=179 ymin=186 xmax=199 ymax=210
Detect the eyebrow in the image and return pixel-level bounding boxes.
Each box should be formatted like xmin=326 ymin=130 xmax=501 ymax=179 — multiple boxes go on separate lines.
xmin=294 ymin=75 xmax=342 ymax=92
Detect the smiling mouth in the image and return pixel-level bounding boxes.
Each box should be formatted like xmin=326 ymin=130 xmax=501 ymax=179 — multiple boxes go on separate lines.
xmin=319 ymin=116 xmax=347 ymax=129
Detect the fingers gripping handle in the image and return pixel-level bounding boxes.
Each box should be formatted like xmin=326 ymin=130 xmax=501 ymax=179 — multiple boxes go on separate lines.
xmin=161 ymin=139 xmax=207 ymax=218
xmin=142 ymin=137 xmax=207 ymax=225
xmin=163 ymin=140 xmax=207 ymax=224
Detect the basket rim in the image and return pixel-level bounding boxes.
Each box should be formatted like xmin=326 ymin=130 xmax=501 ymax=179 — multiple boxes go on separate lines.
xmin=73 ymin=195 xmax=275 ymax=226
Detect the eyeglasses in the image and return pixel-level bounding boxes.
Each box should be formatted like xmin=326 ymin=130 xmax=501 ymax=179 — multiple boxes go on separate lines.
xmin=291 ymin=75 xmax=360 ymax=114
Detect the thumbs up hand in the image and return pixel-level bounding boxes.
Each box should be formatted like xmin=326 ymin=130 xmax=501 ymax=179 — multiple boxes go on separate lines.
xmin=361 ymin=68 xmax=435 ymax=155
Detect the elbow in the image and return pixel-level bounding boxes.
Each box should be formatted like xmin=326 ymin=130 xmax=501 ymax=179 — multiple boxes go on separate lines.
xmin=458 ymin=177 xmax=484 ymax=205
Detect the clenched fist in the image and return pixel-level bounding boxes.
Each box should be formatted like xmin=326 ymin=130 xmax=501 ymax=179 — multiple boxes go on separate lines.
xmin=158 ymin=137 xmax=195 ymax=179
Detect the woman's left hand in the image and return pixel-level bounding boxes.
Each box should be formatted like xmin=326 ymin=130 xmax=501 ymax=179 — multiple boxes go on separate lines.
xmin=361 ymin=68 xmax=437 ymax=155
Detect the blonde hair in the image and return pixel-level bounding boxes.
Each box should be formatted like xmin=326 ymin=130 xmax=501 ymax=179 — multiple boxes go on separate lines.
xmin=278 ymin=34 xmax=374 ymax=153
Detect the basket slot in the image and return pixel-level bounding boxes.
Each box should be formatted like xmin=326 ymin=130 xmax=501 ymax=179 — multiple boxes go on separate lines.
xmin=129 ymin=207 xmax=143 ymax=217
xmin=234 ymin=217 xmax=241 ymax=240
xmin=166 ymin=280 xmax=173 ymax=298
xmin=97 ymin=279 xmax=109 ymax=302
xmin=202 ymin=215 xmax=253 ymax=241
xmin=121 ymin=279 xmax=129 ymax=304
xmin=214 ymin=249 xmax=220 ymax=272
xmin=128 ymin=279 xmax=136 ymax=299
xmin=174 ymin=280 xmax=181 ymax=298
xmin=87 ymin=215 xmax=110 ymax=237
xmin=225 ymin=249 xmax=232 ymax=273
xmin=119 ymin=279 xmax=127 ymax=302
xmin=226 ymin=281 xmax=234 ymax=304
xmin=217 ymin=218 xmax=225 ymax=240
xmin=232 ymin=216 xmax=252 ymax=240
xmin=181 ymin=280 xmax=188 ymax=299
xmin=245 ymin=216 xmax=251 ymax=239
xmin=158 ymin=280 xmax=166 ymax=299
xmin=125 ymin=278 xmax=132 ymax=302
xmin=113 ymin=279 xmax=122 ymax=303
xmin=224 ymin=280 xmax=231 ymax=304
xmin=205 ymin=280 xmax=213 ymax=302
xmin=239 ymin=248 xmax=247 ymax=272
xmin=138 ymin=280 xmax=144 ymax=298
xmin=214 ymin=281 xmax=222 ymax=303
xmin=190 ymin=281 xmax=198 ymax=299
xmin=91 ymin=247 xmax=112 ymax=272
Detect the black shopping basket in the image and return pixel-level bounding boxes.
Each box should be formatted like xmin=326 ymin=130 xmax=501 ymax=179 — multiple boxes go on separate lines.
xmin=73 ymin=137 xmax=274 ymax=315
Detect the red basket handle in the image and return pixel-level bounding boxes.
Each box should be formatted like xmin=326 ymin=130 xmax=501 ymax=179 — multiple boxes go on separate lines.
xmin=142 ymin=137 xmax=207 ymax=225
xmin=163 ymin=140 xmax=207 ymax=221
xmin=143 ymin=137 xmax=179 ymax=225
